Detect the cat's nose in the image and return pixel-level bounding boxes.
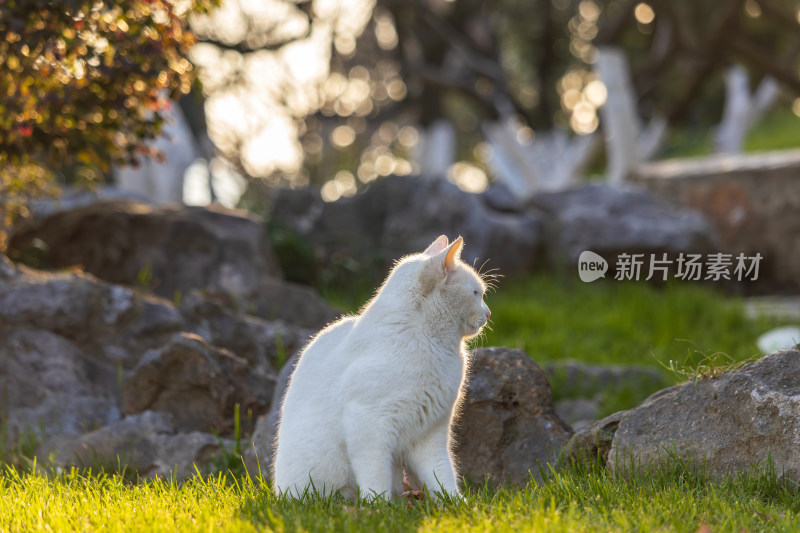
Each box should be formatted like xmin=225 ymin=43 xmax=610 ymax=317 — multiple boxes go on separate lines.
xmin=485 ymin=311 xmax=491 ymax=319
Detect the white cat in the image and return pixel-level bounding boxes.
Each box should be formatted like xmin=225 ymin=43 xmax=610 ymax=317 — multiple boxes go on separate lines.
xmin=272 ymin=235 xmax=491 ymax=500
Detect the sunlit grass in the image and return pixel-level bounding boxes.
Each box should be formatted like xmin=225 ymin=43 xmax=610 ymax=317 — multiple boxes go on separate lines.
xmin=1 ymin=460 xmax=798 ymax=533
xmin=480 ymin=276 xmax=779 ymax=368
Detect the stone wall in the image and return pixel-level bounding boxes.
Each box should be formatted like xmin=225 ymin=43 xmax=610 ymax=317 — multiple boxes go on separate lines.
xmin=631 ymin=150 xmax=800 ymax=293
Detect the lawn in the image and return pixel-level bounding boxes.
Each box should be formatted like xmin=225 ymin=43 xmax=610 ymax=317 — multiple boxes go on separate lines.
xmin=2 ymin=275 xmax=795 ymax=532
xmin=2 ymin=460 xmax=798 ymax=532
xmin=481 ymin=276 xmax=777 ymax=367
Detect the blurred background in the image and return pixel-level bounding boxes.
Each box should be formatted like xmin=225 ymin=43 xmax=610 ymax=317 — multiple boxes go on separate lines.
xmin=181 ymin=0 xmax=800 ymax=206
xmin=4 ymin=0 xmax=800 ymax=207
xmin=2 ymin=0 xmax=800 ymax=470
xmin=133 ymin=0 xmax=800 ymax=206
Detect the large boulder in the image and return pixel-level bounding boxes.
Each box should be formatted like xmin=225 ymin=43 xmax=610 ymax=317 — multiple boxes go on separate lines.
xmin=270 ymin=177 xmax=717 ymax=285
xmin=8 ymin=200 xmax=281 ymax=300
xmin=529 ymin=184 xmax=717 ymax=272
xmin=0 ymin=259 xmax=297 ymax=449
xmin=269 ymin=176 xmax=545 ymax=283
xmin=454 ymin=347 xmax=573 ymax=487
xmin=0 ymin=268 xmax=182 ymax=370
xmin=0 ymin=264 xmax=298 ymax=378
xmin=632 ymin=150 xmax=800 ymax=292
xmin=568 ymin=350 xmax=800 ymax=483
xmin=0 ymin=267 xmax=138 ymax=345
xmin=8 ymin=200 xmax=340 ymax=330
xmin=37 ymin=411 xmax=228 ymax=480
xmin=609 ymin=349 xmax=800 ymax=481
xmin=0 ymin=268 xmax=144 ymax=441
xmin=122 ymin=333 xmax=276 ymax=436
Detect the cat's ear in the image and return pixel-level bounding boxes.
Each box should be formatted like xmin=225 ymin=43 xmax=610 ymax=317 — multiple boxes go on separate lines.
xmin=423 ymin=235 xmax=449 ymax=256
xmin=420 ymin=236 xmax=463 ymax=293
xmin=443 ymin=236 xmax=463 ymax=274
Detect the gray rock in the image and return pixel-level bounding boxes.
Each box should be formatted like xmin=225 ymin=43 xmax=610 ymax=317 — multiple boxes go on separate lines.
xmin=608 ymin=349 xmax=800 ymax=482
xmin=0 ymin=269 xmax=182 ymax=446
xmin=7 ymin=200 xmax=339 ymax=331
xmin=482 ymin=183 xmax=525 ymax=213
xmin=180 ymin=290 xmax=312 ymax=371
xmin=270 ymin=178 xmax=715 ymax=285
xmin=545 ymin=360 xmax=667 ymax=398
xmin=554 ymin=398 xmax=600 ymax=430
xmin=529 ymin=183 xmax=716 ymax=270
xmin=127 ymin=294 xmax=185 ymax=338
xmin=8 ymin=200 xmax=282 ymax=300
xmin=0 ymin=268 xmax=180 ymax=370
xmin=0 ymin=327 xmax=120 ymax=442
xmin=37 ymin=411 xmax=227 ymax=480
xmin=380 ymin=178 xmax=544 ymax=278
xmin=560 ymin=410 xmax=630 ymax=466
xmin=245 ymin=279 xmax=341 ymax=331
xmin=122 ymin=333 xmax=276 ymax=436
xmin=0 ymin=270 xmax=122 ymax=337
xmin=454 ymin=347 xmax=573 ymax=487
xmin=0 ymin=262 xmax=299 ymax=451
xmin=270 ymin=176 xmax=545 ymax=282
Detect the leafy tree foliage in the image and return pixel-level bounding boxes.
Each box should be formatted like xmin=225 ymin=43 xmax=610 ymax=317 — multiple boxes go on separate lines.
xmin=0 ymin=0 xmax=213 ymax=246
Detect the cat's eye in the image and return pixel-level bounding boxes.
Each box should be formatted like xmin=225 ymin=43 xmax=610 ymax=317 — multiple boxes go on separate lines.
xmin=473 ymin=290 xmax=479 ymax=296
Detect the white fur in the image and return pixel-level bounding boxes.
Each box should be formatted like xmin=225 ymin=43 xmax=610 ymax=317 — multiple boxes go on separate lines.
xmin=273 ymin=235 xmax=491 ymax=500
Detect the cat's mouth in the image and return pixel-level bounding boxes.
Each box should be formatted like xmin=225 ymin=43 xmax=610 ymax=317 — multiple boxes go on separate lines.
xmin=464 ymin=317 xmax=488 ymax=337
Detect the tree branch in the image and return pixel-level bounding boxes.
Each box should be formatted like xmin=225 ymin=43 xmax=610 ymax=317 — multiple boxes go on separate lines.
xmin=198 ymin=31 xmax=311 ymax=54
xmin=728 ymin=37 xmax=800 ymax=94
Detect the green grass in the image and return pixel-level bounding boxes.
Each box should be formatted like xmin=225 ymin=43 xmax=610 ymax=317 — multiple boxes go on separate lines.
xmin=1 ymin=460 xmax=798 ymax=532
xmin=659 ymin=107 xmax=800 ymax=160
xmin=480 ymin=276 xmax=778 ymax=366
xmin=744 ymin=108 xmax=800 ymax=153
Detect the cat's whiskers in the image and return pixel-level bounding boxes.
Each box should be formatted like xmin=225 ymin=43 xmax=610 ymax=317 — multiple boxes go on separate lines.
xmin=476 ymin=263 xmax=503 ymax=294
